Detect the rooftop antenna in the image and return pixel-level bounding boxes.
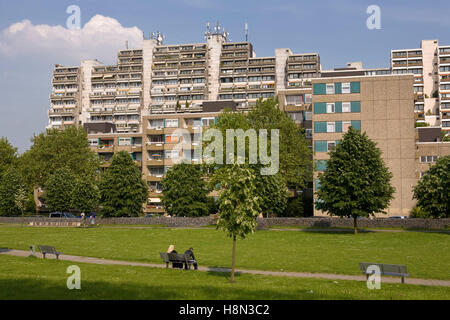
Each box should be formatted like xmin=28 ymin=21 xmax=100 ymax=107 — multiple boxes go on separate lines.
xmin=156 ymin=31 xmax=164 ymax=45
xmin=125 ymin=40 xmax=128 ymax=49
xmin=214 ymin=21 xmax=220 ymax=34
xmin=245 ymin=22 xmax=248 ymax=42
xmin=204 ymin=22 xmax=211 ymax=39
xmin=223 ymin=27 xmax=229 ymax=42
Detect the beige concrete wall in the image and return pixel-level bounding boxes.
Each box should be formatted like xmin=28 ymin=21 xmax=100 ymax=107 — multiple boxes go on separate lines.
xmin=312 ymin=74 xmax=417 ymax=217
xmin=415 ymin=142 xmax=450 ymax=177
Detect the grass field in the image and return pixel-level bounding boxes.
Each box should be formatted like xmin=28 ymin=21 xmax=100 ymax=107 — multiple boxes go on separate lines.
xmin=0 ymin=255 xmax=448 ymax=300
xmin=0 ymin=225 xmax=449 ymax=280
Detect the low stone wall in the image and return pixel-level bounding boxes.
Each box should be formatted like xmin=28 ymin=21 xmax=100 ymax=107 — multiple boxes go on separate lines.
xmin=256 ymin=217 xmax=450 ymax=230
xmin=0 ymin=216 xmax=449 ymax=230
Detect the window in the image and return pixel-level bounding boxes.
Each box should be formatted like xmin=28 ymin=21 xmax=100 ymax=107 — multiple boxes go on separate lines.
xmin=420 ymin=156 xmax=438 ymax=163
xmin=326 ymin=83 xmax=335 ymax=94
xmin=326 ymin=103 xmax=335 ymax=113
xmin=165 ymin=119 xmax=179 ymax=128
xmin=305 ymin=129 xmax=312 ymax=139
xmin=289 ymin=112 xmax=302 ymax=123
xmin=305 ymin=94 xmax=312 ymax=103
xmin=304 ymin=111 xmax=312 ymax=121
xmin=327 ymin=122 xmax=335 ymax=133
xmin=286 ymin=95 xmax=302 ymax=105
xmin=149 ymin=119 xmax=164 ymax=129
xmin=342 ymin=102 xmax=351 ymax=113
xmin=202 ymin=117 xmax=215 ymax=127
xmin=327 ymin=141 xmax=336 ymax=151
xmin=118 ymin=138 xmax=131 ymax=146
xmin=165 ymin=135 xmax=178 ymax=143
xmin=165 ymin=150 xmax=179 ymax=159
xmin=342 ymin=82 xmax=350 ymax=94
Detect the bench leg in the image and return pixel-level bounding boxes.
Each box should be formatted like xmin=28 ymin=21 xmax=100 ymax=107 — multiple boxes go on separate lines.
xmin=401 ymin=277 xmax=404 ymax=284
xmin=56 ymin=254 xmax=59 ymax=260
xmin=42 ymin=253 xmax=46 ymax=259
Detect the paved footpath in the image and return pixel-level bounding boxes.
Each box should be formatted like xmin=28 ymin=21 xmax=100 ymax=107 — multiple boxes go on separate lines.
xmin=1 ymin=249 xmax=449 ymax=287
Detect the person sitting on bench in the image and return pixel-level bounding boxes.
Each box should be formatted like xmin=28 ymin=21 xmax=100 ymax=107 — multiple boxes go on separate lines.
xmin=168 ymin=245 xmax=183 ymax=269
xmin=184 ymin=247 xmax=198 ymax=270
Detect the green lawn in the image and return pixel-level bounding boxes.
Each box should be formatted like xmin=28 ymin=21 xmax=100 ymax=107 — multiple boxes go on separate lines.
xmin=0 ymin=225 xmax=449 ymax=280
xmin=0 ymin=255 xmax=448 ymax=300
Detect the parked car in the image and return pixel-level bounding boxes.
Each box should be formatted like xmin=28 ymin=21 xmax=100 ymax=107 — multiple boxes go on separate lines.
xmin=144 ymin=214 xmax=154 ymax=218
xmin=388 ymin=216 xmax=407 ymax=219
xmin=49 ymin=212 xmax=76 ymax=218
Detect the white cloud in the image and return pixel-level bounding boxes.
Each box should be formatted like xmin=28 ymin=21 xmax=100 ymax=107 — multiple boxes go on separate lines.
xmin=0 ymin=15 xmax=144 ymax=64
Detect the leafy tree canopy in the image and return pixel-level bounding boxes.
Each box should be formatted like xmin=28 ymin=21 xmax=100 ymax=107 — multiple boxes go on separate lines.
xmin=98 ymin=151 xmax=148 ymax=217
xmin=315 ymin=127 xmax=395 ymax=233
xmin=44 ymin=168 xmax=76 ymax=212
xmin=18 ymin=126 xmax=99 ymax=188
xmin=0 ymin=168 xmax=26 ymax=216
xmin=413 ymin=155 xmax=450 ymax=218
xmin=161 ymin=163 xmax=210 ymax=217
xmin=0 ymin=137 xmax=18 ymax=178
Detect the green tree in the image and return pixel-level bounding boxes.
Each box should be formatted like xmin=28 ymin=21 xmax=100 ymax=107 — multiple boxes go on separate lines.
xmin=19 ymin=126 xmax=99 ymax=188
xmin=44 ymin=168 xmax=76 ymax=212
xmin=0 ymin=137 xmax=18 ymax=178
xmin=215 ymin=164 xmax=260 ymax=282
xmin=413 ymin=155 xmax=450 ymax=218
xmin=254 ymin=173 xmax=288 ymax=217
xmin=161 ymin=163 xmax=210 ymax=217
xmin=14 ymin=187 xmax=28 ymax=226
xmin=0 ymin=169 xmax=24 ymax=216
xmin=71 ymin=177 xmax=100 ymax=213
xmin=247 ymin=97 xmax=312 ymax=190
xmin=98 ymin=151 xmax=148 ymax=217
xmin=284 ymin=196 xmax=304 ymax=217
xmin=316 ymin=127 xmax=395 ymax=234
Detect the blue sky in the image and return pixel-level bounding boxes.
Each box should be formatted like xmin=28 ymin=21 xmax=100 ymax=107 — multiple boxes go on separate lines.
xmin=1 ymin=0 xmax=450 ymax=152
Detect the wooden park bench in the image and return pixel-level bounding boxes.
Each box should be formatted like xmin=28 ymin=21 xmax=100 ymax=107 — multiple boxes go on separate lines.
xmin=359 ymin=262 xmax=410 ymax=284
xmin=38 ymin=245 xmax=62 ymax=260
xmin=160 ymin=252 xmax=194 ymax=270
xmin=160 ymin=252 xmax=170 ymax=268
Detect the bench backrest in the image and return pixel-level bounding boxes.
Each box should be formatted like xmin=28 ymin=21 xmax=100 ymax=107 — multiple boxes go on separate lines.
xmin=38 ymin=245 xmax=57 ymax=254
xmin=160 ymin=252 xmax=169 ymax=262
xmin=359 ymin=262 xmax=408 ymax=275
xmin=168 ymin=252 xmax=188 ymax=262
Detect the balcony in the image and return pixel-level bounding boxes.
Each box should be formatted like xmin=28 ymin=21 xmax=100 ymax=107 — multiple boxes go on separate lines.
xmin=440 ymin=57 xmax=450 ymax=65
xmin=392 ymin=62 xmax=407 ymax=68
xmin=146 ymin=142 xmax=164 ymax=150
xmin=408 ymin=61 xmax=423 ymax=67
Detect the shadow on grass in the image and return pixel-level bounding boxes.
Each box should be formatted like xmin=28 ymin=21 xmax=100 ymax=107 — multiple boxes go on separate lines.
xmin=300 ymin=226 xmax=376 ymax=234
xmin=0 ymin=277 xmax=336 ymax=300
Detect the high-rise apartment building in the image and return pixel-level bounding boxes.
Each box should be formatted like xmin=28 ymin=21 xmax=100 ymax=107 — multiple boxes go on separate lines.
xmin=391 ymin=39 xmax=450 ymax=130
xmin=311 ymin=74 xmax=417 ymax=216
xmin=46 ymin=28 xmax=450 ymax=216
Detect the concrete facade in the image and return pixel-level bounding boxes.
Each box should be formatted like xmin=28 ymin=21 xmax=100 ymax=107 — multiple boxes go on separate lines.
xmin=312 ymin=74 xmax=417 ymax=217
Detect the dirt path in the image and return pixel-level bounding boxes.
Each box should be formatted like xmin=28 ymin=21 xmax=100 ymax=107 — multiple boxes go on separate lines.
xmin=1 ymin=248 xmax=449 ymax=287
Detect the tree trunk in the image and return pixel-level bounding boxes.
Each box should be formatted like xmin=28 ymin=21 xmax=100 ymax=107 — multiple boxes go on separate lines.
xmin=353 ymin=216 xmax=358 ymax=235
xmin=231 ymin=235 xmax=236 ymax=282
